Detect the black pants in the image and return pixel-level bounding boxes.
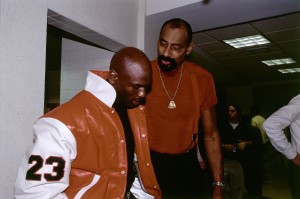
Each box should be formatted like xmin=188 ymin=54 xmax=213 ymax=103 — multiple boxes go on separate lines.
xmin=289 ymin=161 xmax=300 ymax=199
xmin=150 ymin=148 xmax=209 ymax=199
xmin=239 ymin=149 xmax=263 ymax=199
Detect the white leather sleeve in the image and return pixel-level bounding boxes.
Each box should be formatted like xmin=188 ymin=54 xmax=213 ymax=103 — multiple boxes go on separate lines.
xmin=14 ymin=117 xmax=77 ymax=199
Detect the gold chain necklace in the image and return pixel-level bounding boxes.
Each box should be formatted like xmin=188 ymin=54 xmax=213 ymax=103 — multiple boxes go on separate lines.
xmin=158 ymin=64 xmax=184 ymax=109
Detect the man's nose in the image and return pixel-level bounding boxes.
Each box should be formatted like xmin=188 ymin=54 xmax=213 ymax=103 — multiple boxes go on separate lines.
xmin=163 ymin=46 xmax=172 ymax=57
xmin=138 ymin=87 xmax=146 ymax=98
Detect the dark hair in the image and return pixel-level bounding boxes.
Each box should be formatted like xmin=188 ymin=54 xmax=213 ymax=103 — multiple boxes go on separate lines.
xmin=227 ymin=103 xmax=242 ymax=114
xmin=160 ymin=18 xmax=193 ymax=44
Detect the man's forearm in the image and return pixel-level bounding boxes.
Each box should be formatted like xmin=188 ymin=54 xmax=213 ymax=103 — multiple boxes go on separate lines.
xmin=204 ymin=132 xmax=223 ymax=182
xmin=204 ymin=131 xmax=224 ymax=198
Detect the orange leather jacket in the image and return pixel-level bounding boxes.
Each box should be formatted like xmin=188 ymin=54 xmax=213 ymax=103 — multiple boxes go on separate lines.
xmin=50 ymin=71 xmax=161 ymax=198
xmin=14 ymin=71 xmax=161 ymax=199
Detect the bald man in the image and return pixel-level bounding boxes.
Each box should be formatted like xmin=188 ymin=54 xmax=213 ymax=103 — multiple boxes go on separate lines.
xmin=14 ymin=47 xmax=161 ymax=199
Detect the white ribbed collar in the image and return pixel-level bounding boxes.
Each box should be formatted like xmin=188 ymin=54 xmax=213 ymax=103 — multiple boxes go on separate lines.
xmin=84 ymin=71 xmax=116 ymax=108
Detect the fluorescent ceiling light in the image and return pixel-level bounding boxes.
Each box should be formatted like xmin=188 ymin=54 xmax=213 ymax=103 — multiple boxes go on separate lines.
xmin=223 ymin=35 xmax=271 ymax=48
xmin=278 ymin=68 xmax=300 ymax=74
xmin=262 ymin=58 xmax=296 ymax=66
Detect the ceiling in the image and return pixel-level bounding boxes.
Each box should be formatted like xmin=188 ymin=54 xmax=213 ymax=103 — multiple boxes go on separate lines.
xmin=146 ymin=0 xmax=300 ymax=89
xmin=192 ymin=12 xmax=300 ymax=88
xmin=48 ymin=0 xmax=300 ymax=89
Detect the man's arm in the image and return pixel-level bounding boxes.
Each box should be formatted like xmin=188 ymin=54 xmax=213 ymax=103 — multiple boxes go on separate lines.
xmin=201 ymin=106 xmax=224 ymax=198
xmin=14 ymin=118 xmax=76 ymax=199
xmin=263 ymin=96 xmax=300 ymax=160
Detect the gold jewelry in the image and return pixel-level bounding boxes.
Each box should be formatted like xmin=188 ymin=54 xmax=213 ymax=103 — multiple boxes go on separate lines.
xmin=158 ymin=64 xmax=184 ymax=109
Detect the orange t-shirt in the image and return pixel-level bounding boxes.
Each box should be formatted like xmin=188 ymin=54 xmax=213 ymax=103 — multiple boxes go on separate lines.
xmin=145 ymin=60 xmax=217 ymax=154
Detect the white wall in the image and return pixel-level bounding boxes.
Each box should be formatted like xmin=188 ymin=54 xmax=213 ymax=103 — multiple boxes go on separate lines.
xmin=60 ymin=38 xmax=113 ymax=103
xmin=0 ymin=1 xmax=48 ymax=198
xmin=146 ymin=0 xmax=200 ymax=15
xmin=47 ymin=0 xmax=140 ymax=48
xmin=144 ymin=0 xmax=200 ymax=59
xmin=144 ymin=17 xmax=161 ymax=60
xmin=0 ymin=1 xmax=145 ymax=198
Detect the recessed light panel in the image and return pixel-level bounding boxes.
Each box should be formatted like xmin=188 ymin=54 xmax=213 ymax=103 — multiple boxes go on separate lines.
xmin=278 ymin=68 xmax=300 ymax=74
xmin=223 ymin=35 xmax=270 ymax=48
xmin=262 ymin=58 xmax=296 ymax=66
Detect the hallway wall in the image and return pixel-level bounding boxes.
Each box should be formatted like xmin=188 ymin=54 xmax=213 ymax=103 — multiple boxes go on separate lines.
xmin=60 ymin=38 xmax=113 ymax=104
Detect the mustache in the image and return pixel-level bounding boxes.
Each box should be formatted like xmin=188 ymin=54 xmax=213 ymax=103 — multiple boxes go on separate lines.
xmin=158 ymin=55 xmax=175 ymax=63
xmin=158 ymin=55 xmax=178 ymax=72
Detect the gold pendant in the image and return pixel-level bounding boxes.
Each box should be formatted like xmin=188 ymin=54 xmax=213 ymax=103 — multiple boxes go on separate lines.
xmin=168 ymin=100 xmax=176 ymax=109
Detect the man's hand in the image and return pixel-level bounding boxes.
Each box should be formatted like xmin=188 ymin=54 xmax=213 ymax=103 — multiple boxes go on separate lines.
xmin=291 ymin=154 xmax=300 ymax=167
xmin=237 ymin=142 xmax=247 ymax=151
xmin=223 ymin=144 xmax=235 ymax=152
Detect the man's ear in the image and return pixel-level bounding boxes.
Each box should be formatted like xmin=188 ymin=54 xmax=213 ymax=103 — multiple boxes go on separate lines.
xmin=186 ymin=42 xmax=195 ymax=55
xmin=108 ymin=70 xmax=118 ymax=85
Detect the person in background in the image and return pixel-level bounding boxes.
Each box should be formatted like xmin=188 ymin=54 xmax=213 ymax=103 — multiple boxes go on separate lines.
xmin=263 ymin=94 xmax=300 ymax=199
xmin=220 ymin=103 xmax=264 ymax=199
xmin=219 ymin=104 xmax=251 ymax=199
xmin=144 ymin=18 xmax=223 ymax=199
xmin=222 ymin=159 xmax=246 ymax=199
xmin=251 ymin=106 xmax=268 ymax=145
xmin=14 ymin=47 xmax=161 ymax=199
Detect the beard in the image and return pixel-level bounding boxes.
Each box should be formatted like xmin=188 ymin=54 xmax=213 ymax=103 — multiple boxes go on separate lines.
xmin=158 ymin=55 xmax=178 ymax=72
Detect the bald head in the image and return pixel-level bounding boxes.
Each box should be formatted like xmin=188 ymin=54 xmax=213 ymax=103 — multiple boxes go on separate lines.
xmin=110 ymin=47 xmax=151 ymax=75
xmin=108 ymin=47 xmax=152 ymax=109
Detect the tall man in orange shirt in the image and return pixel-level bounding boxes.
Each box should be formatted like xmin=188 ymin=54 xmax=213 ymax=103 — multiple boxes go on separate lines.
xmin=145 ymin=18 xmax=224 ymax=199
